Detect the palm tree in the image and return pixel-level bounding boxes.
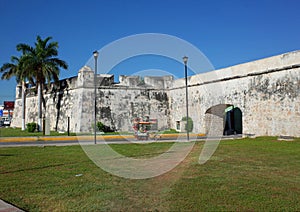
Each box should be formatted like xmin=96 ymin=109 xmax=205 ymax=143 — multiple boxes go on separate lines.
xmin=0 ymin=55 xmax=33 ymax=130
xmin=17 ymin=35 xmax=68 ymax=131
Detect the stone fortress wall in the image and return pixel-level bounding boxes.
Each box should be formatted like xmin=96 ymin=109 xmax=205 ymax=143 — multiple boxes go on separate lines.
xmin=12 ymin=67 xmax=172 ymax=133
xmin=169 ymin=50 xmax=300 ymax=137
xmin=11 ymin=50 xmax=300 ymax=137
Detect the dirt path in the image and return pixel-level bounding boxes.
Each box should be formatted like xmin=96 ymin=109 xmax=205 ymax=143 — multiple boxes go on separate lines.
xmin=116 ymin=142 xmax=203 ymax=211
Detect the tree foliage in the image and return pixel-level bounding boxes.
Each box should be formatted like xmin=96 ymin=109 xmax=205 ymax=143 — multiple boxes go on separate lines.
xmin=16 ymin=35 xmax=68 ymax=88
xmin=0 ymin=35 xmax=68 ymax=131
xmin=182 ymin=116 xmax=193 ymax=132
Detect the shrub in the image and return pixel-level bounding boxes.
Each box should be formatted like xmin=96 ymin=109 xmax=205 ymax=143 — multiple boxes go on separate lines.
xmin=97 ymin=122 xmax=105 ymax=132
xmin=26 ymin=122 xmax=37 ymax=133
xmin=97 ymin=122 xmax=114 ymax=133
xmin=182 ymin=117 xmax=193 ymax=132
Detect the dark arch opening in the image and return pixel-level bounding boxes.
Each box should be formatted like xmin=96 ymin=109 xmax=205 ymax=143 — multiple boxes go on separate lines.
xmin=204 ymin=104 xmax=243 ymax=136
xmin=224 ymin=106 xmax=243 ymax=135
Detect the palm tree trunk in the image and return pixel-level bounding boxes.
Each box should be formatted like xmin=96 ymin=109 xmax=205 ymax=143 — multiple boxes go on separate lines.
xmin=38 ymin=83 xmax=42 ymax=132
xmin=21 ymin=81 xmax=26 ymax=130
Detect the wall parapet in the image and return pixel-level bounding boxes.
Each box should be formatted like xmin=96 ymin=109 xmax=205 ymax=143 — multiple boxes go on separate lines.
xmin=171 ymin=50 xmax=300 ymax=90
xmin=169 ymin=63 xmax=300 ymax=90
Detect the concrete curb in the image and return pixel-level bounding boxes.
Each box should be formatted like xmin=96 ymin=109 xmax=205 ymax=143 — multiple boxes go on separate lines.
xmin=0 ymin=133 xmax=205 ymax=143
xmin=0 ymin=199 xmax=24 ymax=212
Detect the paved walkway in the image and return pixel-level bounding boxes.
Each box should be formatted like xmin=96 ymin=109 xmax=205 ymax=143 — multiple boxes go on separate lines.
xmin=0 ymin=199 xmax=24 ymax=212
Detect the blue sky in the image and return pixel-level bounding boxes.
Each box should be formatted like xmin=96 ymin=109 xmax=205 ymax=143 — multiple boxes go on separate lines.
xmin=1 ymin=0 xmax=300 ymax=104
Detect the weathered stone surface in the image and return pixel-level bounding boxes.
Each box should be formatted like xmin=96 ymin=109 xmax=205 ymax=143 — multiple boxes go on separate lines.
xmin=168 ymin=50 xmax=300 ymax=136
xmin=11 ymin=51 xmax=300 ymax=137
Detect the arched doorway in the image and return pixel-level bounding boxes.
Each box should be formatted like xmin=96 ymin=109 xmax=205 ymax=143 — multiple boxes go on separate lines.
xmin=205 ymin=104 xmax=243 ymax=136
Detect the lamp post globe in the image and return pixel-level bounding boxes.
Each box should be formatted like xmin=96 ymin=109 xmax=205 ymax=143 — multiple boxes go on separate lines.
xmin=183 ymin=56 xmax=188 ymax=64
xmin=93 ymin=50 xmax=99 ymax=60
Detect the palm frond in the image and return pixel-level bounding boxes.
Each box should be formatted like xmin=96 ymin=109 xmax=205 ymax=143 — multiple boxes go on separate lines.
xmin=16 ymin=43 xmax=34 ymax=54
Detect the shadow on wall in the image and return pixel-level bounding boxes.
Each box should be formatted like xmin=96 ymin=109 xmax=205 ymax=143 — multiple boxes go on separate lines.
xmin=205 ymin=104 xmax=242 ymax=136
xmin=51 ymin=80 xmax=69 ymax=131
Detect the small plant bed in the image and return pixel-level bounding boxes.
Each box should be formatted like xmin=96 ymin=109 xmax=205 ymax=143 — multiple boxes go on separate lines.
xmin=161 ymin=129 xmax=180 ymax=134
xmin=102 ymin=131 xmax=134 ymax=135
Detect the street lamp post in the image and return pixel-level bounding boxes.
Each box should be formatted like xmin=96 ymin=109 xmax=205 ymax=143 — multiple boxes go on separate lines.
xmin=93 ymin=50 xmax=99 ymax=145
xmin=183 ymin=56 xmax=189 ymax=141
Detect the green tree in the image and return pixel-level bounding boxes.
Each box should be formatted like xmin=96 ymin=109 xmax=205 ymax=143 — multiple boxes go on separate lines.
xmin=17 ymin=36 xmax=68 ymax=131
xmin=0 ymin=55 xmax=34 ymax=130
xmin=182 ymin=116 xmax=193 ymax=133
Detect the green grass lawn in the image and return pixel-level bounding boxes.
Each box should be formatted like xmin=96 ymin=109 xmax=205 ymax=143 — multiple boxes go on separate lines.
xmin=0 ymin=127 xmax=181 ymax=137
xmin=0 ymin=127 xmax=134 ymax=137
xmin=0 ymin=127 xmax=77 ymax=137
xmin=0 ymin=137 xmax=299 ymax=211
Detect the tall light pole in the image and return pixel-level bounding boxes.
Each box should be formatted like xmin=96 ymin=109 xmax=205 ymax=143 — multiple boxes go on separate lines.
xmin=183 ymin=56 xmax=189 ymax=141
xmin=93 ymin=50 xmax=99 ymax=145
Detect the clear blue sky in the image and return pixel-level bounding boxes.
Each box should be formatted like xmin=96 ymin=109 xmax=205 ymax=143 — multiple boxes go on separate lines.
xmin=1 ymin=0 xmax=300 ymax=104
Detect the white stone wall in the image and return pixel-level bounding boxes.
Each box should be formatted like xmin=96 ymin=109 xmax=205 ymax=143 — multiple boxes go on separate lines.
xmin=11 ymin=66 xmax=171 ymax=133
xmin=168 ymin=50 xmax=300 ymax=137
xmin=96 ymin=87 xmax=169 ymax=132
xmin=243 ymin=68 xmax=300 ymax=136
xmin=11 ymin=51 xmax=300 ymax=137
